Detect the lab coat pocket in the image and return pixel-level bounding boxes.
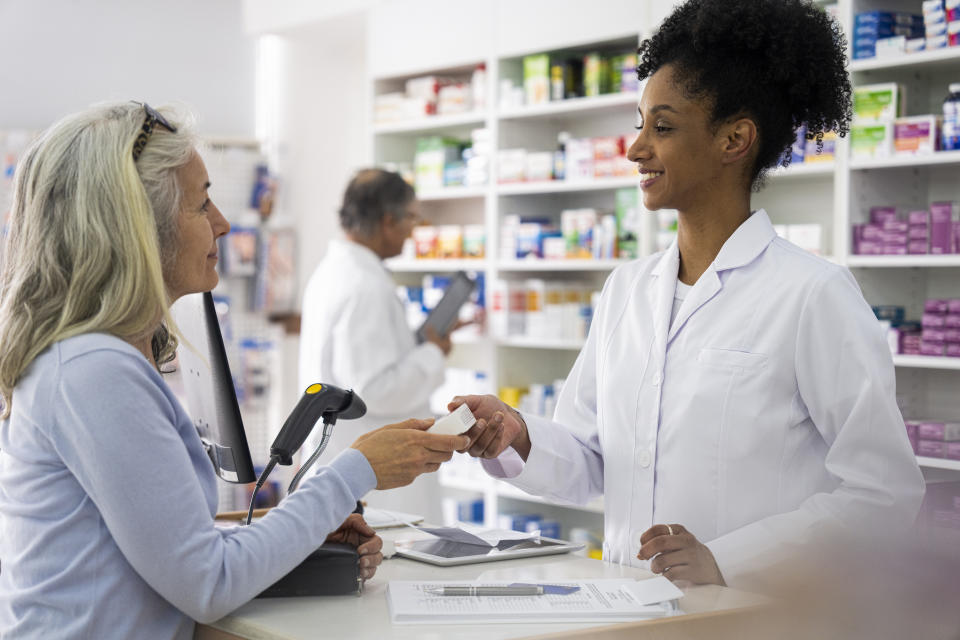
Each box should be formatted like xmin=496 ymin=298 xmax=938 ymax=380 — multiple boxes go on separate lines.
xmin=697 ymin=348 xmax=769 ymax=371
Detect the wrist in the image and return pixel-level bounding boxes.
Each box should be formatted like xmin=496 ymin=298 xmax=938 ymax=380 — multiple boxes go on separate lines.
xmin=508 ymin=406 xmax=532 ymax=461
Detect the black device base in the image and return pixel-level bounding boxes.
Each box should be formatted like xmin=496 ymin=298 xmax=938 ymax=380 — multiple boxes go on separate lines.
xmin=257 ymin=542 xmax=360 ymax=598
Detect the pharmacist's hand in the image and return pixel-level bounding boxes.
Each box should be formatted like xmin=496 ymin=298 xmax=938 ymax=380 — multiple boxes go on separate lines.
xmin=448 ymin=394 xmax=531 ymax=462
xmin=325 ymin=513 xmax=383 ymax=581
xmin=637 ymin=524 xmax=726 ymax=586
xmin=423 ymin=325 xmax=453 ymax=355
xmin=351 ymin=418 xmax=469 ymax=489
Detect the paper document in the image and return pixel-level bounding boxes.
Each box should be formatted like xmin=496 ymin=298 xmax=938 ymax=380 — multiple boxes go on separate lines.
xmin=387 ymin=579 xmax=679 ymax=624
xmin=414 ymin=524 xmax=539 ymax=548
xmin=362 ymin=508 xmax=424 ymax=529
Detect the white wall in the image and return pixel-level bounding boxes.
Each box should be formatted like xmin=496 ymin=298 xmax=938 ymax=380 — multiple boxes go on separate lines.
xmin=271 ymin=13 xmax=370 ymax=301
xmin=0 ymin=0 xmax=256 ymax=136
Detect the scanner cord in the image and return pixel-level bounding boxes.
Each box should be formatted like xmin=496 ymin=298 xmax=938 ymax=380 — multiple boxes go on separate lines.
xmin=245 ymin=456 xmax=279 ymax=525
xmin=287 ymin=421 xmax=334 ymax=494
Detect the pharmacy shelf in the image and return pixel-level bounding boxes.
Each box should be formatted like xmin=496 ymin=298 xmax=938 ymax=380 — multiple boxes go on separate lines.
xmin=498 ymin=92 xmax=638 ymax=120
xmin=846 ymin=255 xmax=960 ymax=268
xmin=849 ymin=47 xmax=960 ymax=74
xmin=496 ymin=337 xmax=586 ymax=350
xmin=917 ymin=456 xmax=960 ymax=472
xmin=768 ymin=162 xmax=834 ymax=179
xmin=497 ymin=176 xmax=638 ymax=195
xmin=893 ymin=355 xmax=960 ymax=371
xmin=497 ymin=259 xmax=627 ymax=272
xmin=372 ymin=111 xmax=487 ymax=134
xmin=385 ymin=258 xmax=487 ymax=272
xmin=417 ymin=185 xmax=487 ymax=201
xmin=495 ymin=481 xmax=606 ymax=514
xmin=849 ymin=150 xmax=960 ymax=171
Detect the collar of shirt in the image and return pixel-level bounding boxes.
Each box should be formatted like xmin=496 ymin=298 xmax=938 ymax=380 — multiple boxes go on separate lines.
xmin=327 ymin=238 xmax=391 ymax=277
xmin=651 ymin=209 xmax=777 ymax=279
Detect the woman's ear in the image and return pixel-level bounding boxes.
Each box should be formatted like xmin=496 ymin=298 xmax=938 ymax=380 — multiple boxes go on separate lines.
xmin=719 ymin=117 xmax=758 ymax=165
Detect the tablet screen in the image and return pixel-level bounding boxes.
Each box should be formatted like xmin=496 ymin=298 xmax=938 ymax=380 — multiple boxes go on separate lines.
xmin=402 ymin=538 xmax=567 ymax=559
xmin=415 ymin=271 xmax=475 ymax=343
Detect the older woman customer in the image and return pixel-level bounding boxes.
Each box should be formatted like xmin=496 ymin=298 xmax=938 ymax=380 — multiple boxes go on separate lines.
xmin=0 ymin=102 xmax=468 ymax=639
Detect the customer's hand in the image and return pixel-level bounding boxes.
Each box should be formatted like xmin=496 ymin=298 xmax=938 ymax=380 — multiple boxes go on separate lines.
xmin=325 ymin=513 xmax=383 ymax=581
xmin=351 ymin=418 xmax=469 ymax=489
xmin=637 ymin=524 xmax=726 ymax=586
xmin=447 ymin=394 xmax=531 ymax=461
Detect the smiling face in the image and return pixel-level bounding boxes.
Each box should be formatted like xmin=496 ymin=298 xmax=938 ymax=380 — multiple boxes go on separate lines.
xmin=165 ymin=152 xmax=231 ymax=301
xmin=627 ymin=65 xmax=729 ymax=213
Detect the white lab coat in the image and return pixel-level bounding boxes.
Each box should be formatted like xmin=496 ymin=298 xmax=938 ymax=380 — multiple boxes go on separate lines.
xmin=299 ymin=239 xmax=446 ymax=519
xmin=482 ymin=210 xmax=925 ymax=586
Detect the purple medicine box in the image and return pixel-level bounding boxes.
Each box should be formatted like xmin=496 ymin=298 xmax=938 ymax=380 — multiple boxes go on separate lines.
xmin=918 ymin=440 xmax=946 ymax=457
xmin=917 ymin=422 xmax=960 ymax=440
xmin=946 ymin=315 xmax=960 ymax=328
xmin=947 ymin=343 xmax=960 ymax=357
xmin=948 ymin=442 xmax=960 ymax=461
xmin=920 ymin=340 xmax=946 ymax=356
xmin=924 ymin=328 xmax=948 ymax=342
xmin=925 ymin=299 xmax=950 ymax=314
xmin=930 ymin=202 xmax=955 ymax=254
xmin=908 ymin=240 xmax=929 ymax=254
xmin=908 ymin=210 xmax=930 ymax=224
xmin=923 ymin=311 xmax=947 ymax=326
xmin=949 ymin=299 xmax=960 ymax=314
xmin=905 ymin=420 xmax=920 ymax=438
xmin=908 ymin=225 xmax=929 ymax=239
xmin=944 ymin=329 xmax=960 ymax=343
xmin=870 ymin=206 xmax=898 ymax=224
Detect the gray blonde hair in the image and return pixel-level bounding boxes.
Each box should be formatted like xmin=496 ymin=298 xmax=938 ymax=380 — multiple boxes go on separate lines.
xmin=0 ymin=101 xmax=198 ymax=417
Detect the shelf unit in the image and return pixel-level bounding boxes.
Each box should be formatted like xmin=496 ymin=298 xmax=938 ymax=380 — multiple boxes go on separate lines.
xmin=838 ymin=0 xmax=960 ymax=493
xmin=370 ymin=34 xmax=646 ymax=531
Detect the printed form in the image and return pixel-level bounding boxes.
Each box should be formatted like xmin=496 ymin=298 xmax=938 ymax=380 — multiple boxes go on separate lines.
xmin=387 ymin=578 xmax=681 ymax=624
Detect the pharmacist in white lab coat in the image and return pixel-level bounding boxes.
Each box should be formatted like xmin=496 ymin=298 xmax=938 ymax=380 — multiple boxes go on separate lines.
xmin=299 ymin=169 xmax=453 ymax=521
xmin=451 ymin=0 xmax=925 ymax=588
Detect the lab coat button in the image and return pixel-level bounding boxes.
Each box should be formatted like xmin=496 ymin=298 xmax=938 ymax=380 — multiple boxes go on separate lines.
xmin=652 ymin=373 xmax=662 ymax=385
xmin=638 ymin=450 xmax=652 ymax=467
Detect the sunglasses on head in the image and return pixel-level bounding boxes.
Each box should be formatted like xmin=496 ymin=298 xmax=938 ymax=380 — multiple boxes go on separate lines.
xmin=131 ymin=101 xmax=177 ymax=162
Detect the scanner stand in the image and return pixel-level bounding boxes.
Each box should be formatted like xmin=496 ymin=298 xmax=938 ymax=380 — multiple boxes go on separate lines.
xmin=257 ymin=542 xmax=361 ymax=598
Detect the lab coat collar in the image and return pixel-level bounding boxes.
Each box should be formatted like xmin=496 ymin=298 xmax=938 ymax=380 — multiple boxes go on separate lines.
xmin=650 ymin=210 xmax=776 ymax=345
xmin=650 ymin=209 xmax=776 ymax=278
xmin=712 ymin=209 xmax=777 ymax=273
xmin=327 ymin=238 xmax=388 ymax=275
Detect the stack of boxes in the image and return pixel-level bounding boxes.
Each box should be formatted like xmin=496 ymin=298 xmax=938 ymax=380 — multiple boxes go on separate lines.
xmin=781 ymin=124 xmax=838 ymax=166
xmin=877 ymin=299 xmax=960 ymax=357
xmin=851 ymin=83 xmax=904 ymax=159
xmin=852 ymin=10 xmax=923 ymax=60
xmin=496 ymin=135 xmax=637 ymax=185
xmin=924 ymin=0 xmax=960 ymax=51
xmin=510 ymin=49 xmax=638 ymax=109
xmin=489 ymin=280 xmax=598 ymax=342
xmin=919 ymin=298 xmax=960 ymax=357
xmin=853 ymin=202 xmax=959 ymax=255
xmin=906 ymin=420 xmax=960 ymax=460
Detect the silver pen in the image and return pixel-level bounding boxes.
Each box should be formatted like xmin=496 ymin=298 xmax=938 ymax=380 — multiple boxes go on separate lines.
xmin=426 ymin=585 xmax=544 ymax=596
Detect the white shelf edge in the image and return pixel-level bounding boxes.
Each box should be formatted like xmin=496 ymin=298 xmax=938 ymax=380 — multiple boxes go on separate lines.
xmin=497 ymin=259 xmax=627 ymax=272
xmin=417 ymin=186 xmax=487 ymax=201
xmin=373 ymin=111 xmax=487 ymax=134
xmin=768 ymin=162 xmax=835 ymax=178
xmin=385 ymin=258 xmax=488 ymax=272
xmin=849 ymin=150 xmax=960 ymax=171
xmin=496 ymin=337 xmax=585 ymax=350
xmin=893 ymin=355 xmax=960 ymax=370
xmin=849 ymin=47 xmax=960 ymax=73
xmin=498 ymin=92 xmax=638 ymax=120
xmin=917 ymin=456 xmax=960 ymax=471
xmin=495 ymin=481 xmax=605 ymax=513
xmin=845 ymin=255 xmax=960 ymax=268
xmin=497 ymin=177 xmax=637 ymax=195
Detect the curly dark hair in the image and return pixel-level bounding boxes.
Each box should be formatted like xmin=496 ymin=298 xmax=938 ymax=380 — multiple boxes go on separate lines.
xmin=637 ymin=0 xmax=852 ymax=189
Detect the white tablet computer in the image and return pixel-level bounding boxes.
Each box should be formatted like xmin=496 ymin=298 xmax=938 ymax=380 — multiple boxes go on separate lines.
xmin=394 ymin=536 xmax=584 ymax=567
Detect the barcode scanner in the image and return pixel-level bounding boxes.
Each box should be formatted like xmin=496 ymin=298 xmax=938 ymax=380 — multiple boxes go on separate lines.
xmin=270 ymin=383 xmax=366 ymax=465
xmin=246 ymin=383 xmax=366 ymax=525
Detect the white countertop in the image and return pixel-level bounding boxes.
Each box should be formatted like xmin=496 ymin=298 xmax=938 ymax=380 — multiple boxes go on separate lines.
xmin=200 ymin=528 xmax=765 ymax=640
